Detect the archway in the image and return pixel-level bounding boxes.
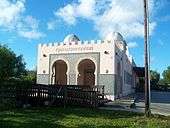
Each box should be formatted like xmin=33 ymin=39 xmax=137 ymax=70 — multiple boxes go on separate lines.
xmin=52 ymin=60 xmax=67 ymax=85
xmin=77 ymin=59 xmax=95 ymax=86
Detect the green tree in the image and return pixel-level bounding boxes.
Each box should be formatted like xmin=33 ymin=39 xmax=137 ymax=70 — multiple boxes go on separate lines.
xmin=22 ymin=70 xmax=36 ymax=84
xmin=0 ymin=45 xmax=26 ymax=82
xmin=158 ymin=79 xmax=166 ymax=85
xmin=162 ymin=66 xmax=170 ymax=84
xmin=14 ymin=55 xmax=27 ymax=78
xmin=150 ymin=70 xmax=160 ymax=87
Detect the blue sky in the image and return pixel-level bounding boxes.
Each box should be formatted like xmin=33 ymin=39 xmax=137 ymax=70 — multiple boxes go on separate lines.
xmin=0 ymin=0 xmax=170 ymax=75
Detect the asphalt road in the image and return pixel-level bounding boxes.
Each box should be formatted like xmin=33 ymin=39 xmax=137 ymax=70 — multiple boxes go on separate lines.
xmin=132 ymin=91 xmax=170 ymax=116
xmin=102 ymin=91 xmax=170 ymax=116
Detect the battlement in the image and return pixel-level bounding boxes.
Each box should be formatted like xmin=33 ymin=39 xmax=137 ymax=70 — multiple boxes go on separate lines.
xmin=38 ymin=40 xmax=113 ymax=48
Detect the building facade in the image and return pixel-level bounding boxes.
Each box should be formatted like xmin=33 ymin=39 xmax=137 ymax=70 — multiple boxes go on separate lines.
xmin=37 ymin=32 xmax=136 ymax=100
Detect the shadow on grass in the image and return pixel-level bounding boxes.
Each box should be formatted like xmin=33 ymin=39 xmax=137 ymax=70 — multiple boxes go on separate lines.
xmin=0 ymin=107 xmax=169 ymax=128
xmin=57 ymin=107 xmax=143 ymax=119
xmin=0 ymin=119 xmax=66 ymax=128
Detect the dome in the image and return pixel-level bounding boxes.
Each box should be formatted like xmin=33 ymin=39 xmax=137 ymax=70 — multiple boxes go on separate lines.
xmin=64 ymin=34 xmax=80 ymax=44
xmin=105 ymin=32 xmax=124 ymax=41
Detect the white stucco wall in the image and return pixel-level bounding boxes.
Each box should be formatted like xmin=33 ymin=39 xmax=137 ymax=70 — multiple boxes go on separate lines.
xmin=37 ymin=40 xmax=115 ymax=75
xmin=37 ymin=33 xmax=135 ymax=98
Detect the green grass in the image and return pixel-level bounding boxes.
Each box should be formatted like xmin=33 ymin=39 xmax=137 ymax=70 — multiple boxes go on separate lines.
xmin=0 ymin=107 xmax=170 ymax=128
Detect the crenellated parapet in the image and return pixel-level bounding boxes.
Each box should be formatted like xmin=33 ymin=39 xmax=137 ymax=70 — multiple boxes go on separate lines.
xmin=38 ymin=39 xmax=114 ymax=49
xmin=38 ymin=33 xmax=126 ymax=49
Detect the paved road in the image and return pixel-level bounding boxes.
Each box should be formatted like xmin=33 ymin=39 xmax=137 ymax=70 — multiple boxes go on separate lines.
xmin=136 ymin=91 xmax=170 ymax=116
xmin=134 ymin=91 xmax=170 ymax=103
xmin=101 ymin=91 xmax=170 ymax=116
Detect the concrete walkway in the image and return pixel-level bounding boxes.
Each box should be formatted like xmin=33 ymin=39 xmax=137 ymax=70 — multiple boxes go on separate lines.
xmin=100 ymin=91 xmax=170 ymax=116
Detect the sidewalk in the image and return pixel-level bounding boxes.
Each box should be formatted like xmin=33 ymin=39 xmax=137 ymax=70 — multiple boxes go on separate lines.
xmin=99 ymin=101 xmax=145 ymax=114
xmin=100 ymin=101 xmax=170 ymax=116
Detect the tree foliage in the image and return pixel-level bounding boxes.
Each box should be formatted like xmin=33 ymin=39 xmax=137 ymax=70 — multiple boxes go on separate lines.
xmin=150 ymin=70 xmax=160 ymax=87
xmin=22 ymin=70 xmax=36 ymax=84
xmin=0 ymin=45 xmax=26 ymax=82
xmin=162 ymin=66 xmax=170 ymax=84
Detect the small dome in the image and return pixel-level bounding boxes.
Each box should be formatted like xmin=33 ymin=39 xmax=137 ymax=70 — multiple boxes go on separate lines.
xmin=64 ymin=34 xmax=80 ymax=44
xmin=105 ymin=32 xmax=124 ymax=41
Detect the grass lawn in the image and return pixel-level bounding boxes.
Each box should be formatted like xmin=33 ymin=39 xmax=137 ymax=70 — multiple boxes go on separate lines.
xmin=0 ymin=107 xmax=170 ymax=128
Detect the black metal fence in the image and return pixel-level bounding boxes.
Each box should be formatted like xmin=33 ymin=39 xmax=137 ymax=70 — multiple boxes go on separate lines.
xmin=0 ymin=84 xmax=107 ymax=108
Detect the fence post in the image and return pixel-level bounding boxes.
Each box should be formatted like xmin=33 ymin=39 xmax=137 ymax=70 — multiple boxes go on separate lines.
xmin=92 ymin=91 xmax=97 ymax=108
xmin=102 ymin=86 xmax=104 ymax=100
xmin=37 ymin=84 xmax=40 ymax=106
xmin=63 ymin=86 xmax=67 ymax=108
xmin=96 ymin=91 xmax=99 ymax=108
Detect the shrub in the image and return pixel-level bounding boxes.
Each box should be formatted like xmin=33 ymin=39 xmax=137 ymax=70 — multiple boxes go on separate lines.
xmin=0 ymin=98 xmax=16 ymax=110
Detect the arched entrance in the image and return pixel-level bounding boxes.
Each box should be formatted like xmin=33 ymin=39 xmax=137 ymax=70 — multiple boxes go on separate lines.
xmin=52 ymin=60 xmax=67 ymax=85
xmin=77 ymin=59 xmax=95 ymax=86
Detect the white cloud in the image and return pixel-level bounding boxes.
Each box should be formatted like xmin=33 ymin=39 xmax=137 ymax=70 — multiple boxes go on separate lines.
xmin=0 ymin=0 xmax=45 ymax=40
xmin=76 ymin=0 xmax=96 ymax=18
xmin=17 ymin=16 xmax=45 ymax=39
xmin=127 ymin=42 xmax=138 ymax=48
xmin=55 ymin=0 xmax=96 ymax=25
xmin=54 ymin=0 xmax=157 ymax=39
xmin=55 ymin=4 xmax=76 ymax=25
xmin=0 ymin=0 xmax=25 ymax=28
xmin=24 ymin=16 xmax=39 ymax=30
xmin=18 ymin=31 xmax=45 ymax=40
xmin=47 ymin=20 xmax=56 ymax=30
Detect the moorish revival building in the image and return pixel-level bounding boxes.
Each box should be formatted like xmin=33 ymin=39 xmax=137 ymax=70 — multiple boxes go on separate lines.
xmin=37 ymin=32 xmax=137 ymax=100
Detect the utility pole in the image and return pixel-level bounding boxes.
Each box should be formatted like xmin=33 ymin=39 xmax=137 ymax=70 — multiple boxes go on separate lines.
xmin=143 ymin=0 xmax=151 ymax=117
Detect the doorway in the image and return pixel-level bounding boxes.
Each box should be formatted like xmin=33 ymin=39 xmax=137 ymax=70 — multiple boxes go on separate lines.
xmin=77 ymin=59 xmax=95 ymax=86
xmin=52 ymin=60 xmax=67 ymax=85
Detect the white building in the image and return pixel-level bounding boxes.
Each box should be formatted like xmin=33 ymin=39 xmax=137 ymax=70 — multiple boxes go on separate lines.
xmin=37 ymin=32 xmax=136 ymax=100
